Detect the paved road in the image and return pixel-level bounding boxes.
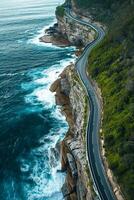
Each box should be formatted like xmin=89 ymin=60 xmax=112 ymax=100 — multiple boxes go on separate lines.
xmin=66 ymin=10 xmax=116 ymax=200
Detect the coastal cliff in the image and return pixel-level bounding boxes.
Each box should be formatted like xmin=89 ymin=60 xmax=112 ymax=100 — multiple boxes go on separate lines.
xmin=46 ymin=7 xmax=97 ymax=199
xmin=40 ymin=9 xmax=96 ymax=47
xmin=50 ymin=65 xmax=93 ymax=200
xmin=56 ymin=14 xmax=95 ymax=46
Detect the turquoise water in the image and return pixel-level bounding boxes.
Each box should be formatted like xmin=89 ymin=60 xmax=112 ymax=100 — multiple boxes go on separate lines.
xmin=0 ymin=0 xmax=75 ymax=199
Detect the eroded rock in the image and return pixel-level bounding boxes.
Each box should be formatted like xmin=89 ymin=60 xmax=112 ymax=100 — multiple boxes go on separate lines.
xmin=50 ymin=64 xmax=93 ymax=200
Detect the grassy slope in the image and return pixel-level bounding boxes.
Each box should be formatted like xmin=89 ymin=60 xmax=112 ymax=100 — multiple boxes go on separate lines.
xmin=73 ymin=0 xmax=134 ymax=199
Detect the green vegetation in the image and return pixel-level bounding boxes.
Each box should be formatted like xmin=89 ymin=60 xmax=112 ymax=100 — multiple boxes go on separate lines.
xmin=73 ymin=0 xmax=134 ymax=199
xmin=87 ymin=3 xmax=134 ymax=200
xmin=74 ymin=0 xmax=133 ymax=23
xmin=55 ymin=5 xmax=65 ymax=18
xmin=74 ymin=0 xmax=125 ymax=8
xmin=83 ymin=96 xmax=89 ymax=139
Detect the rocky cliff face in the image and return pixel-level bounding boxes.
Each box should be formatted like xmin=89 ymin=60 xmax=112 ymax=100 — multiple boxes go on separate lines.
xmin=48 ymin=6 xmax=100 ymax=200
xmin=56 ymin=14 xmax=95 ymax=46
xmin=50 ymin=65 xmax=93 ymax=200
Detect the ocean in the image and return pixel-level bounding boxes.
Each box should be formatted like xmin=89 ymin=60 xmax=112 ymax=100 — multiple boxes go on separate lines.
xmin=0 ymin=0 xmax=75 ymax=199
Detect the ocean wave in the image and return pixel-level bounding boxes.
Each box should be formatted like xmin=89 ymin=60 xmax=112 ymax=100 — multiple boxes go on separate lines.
xmin=27 ymin=19 xmax=61 ymax=48
xmin=18 ymin=123 xmax=67 ymax=200
xmin=27 ymin=19 xmax=76 ymax=51
xmin=21 ymin=56 xmax=72 ymax=199
xmin=0 ymin=72 xmax=19 ymax=77
xmin=24 ymin=56 xmax=75 ymax=110
xmin=19 ymin=6 xmax=75 ymax=198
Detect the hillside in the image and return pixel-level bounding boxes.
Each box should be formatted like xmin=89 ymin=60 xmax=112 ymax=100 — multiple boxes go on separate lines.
xmin=73 ymin=0 xmax=133 ymax=23
xmin=72 ymin=0 xmax=134 ymax=200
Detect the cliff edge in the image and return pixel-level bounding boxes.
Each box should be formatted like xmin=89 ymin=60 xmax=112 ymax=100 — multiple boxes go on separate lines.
xmin=50 ymin=65 xmax=93 ymax=200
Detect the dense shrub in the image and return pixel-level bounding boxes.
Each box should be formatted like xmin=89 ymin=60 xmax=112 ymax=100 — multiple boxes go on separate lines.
xmin=87 ymin=2 xmax=134 ymax=199
xmin=55 ymin=5 xmax=65 ymax=17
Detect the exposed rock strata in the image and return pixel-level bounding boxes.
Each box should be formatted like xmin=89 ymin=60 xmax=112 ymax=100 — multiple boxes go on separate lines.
xmin=40 ymin=10 xmax=96 ymax=47
xmin=39 ymin=23 xmax=71 ymax=47
xmin=50 ymin=65 xmax=93 ymax=200
xmin=56 ymin=14 xmax=95 ymax=46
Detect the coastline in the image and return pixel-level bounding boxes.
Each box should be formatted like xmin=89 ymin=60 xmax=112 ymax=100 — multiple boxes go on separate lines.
xmin=30 ymin=10 xmax=78 ymax=199
xmin=39 ymin=34 xmax=71 ymax=47
xmin=41 ymin=6 xmax=124 ymax=200
xmin=39 ymin=23 xmax=71 ymax=47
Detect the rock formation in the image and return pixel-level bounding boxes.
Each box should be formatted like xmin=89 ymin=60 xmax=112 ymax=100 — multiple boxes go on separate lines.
xmin=50 ymin=65 xmax=93 ymax=200
xmin=56 ymin=14 xmax=95 ymax=46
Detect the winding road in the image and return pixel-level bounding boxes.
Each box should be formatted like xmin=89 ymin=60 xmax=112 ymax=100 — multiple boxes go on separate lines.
xmin=65 ymin=9 xmax=116 ymax=200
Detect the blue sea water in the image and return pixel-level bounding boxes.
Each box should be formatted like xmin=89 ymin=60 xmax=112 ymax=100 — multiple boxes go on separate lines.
xmin=0 ymin=0 xmax=75 ymax=199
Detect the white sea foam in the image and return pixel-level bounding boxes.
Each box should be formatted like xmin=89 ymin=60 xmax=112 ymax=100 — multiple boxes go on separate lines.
xmin=28 ymin=18 xmax=76 ymax=50
xmin=20 ymin=163 xmax=30 ymax=173
xmin=35 ymin=87 xmax=55 ymax=108
xmin=25 ymin=56 xmax=76 ymax=110
xmin=17 ymin=39 xmax=23 ymax=44
xmin=27 ymin=19 xmax=62 ymax=49
xmin=22 ymin=12 xmax=76 ymax=199
xmin=0 ymin=72 xmax=19 ymax=77
xmin=19 ymin=124 xmax=67 ymax=200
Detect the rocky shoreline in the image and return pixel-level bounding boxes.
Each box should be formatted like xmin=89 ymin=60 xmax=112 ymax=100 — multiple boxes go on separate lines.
xmin=50 ymin=65 xmax=93 ymax=200
xmin=39 ymin=23 xmax=71 ymax=47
